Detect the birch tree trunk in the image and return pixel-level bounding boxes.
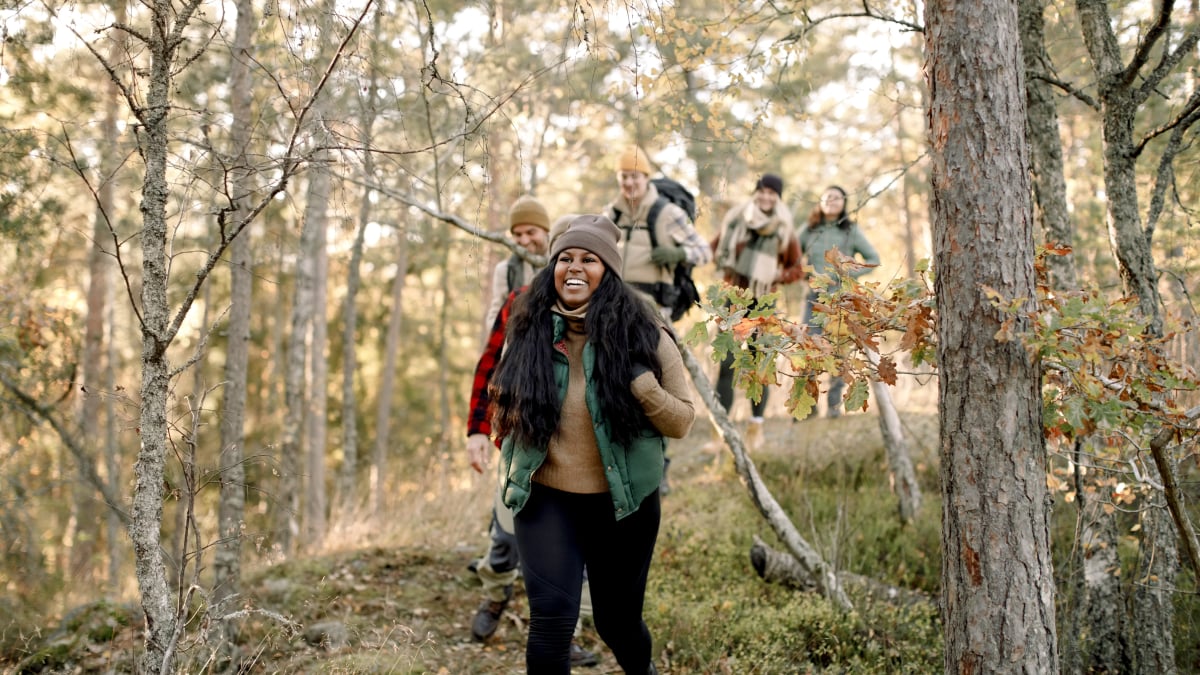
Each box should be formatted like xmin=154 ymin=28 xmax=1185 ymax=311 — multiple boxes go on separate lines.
xmin=213 ymin=0 xmax=257 ymax=654
xmin=277 ymin=171 xmax=320 ymax=555
xmin=372 ymin=227 xmax=409 ymax=518
xmin=305 ymin=207 xmax=329 ymax=547
xmin=337 ymin=6 xmax=383 ymax=510
xmin=925 ymin=1 xmax=1059 ymax=672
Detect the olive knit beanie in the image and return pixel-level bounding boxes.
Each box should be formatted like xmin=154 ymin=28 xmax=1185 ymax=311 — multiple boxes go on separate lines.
xmin=508 ymin=195 xmax=550 ymax=232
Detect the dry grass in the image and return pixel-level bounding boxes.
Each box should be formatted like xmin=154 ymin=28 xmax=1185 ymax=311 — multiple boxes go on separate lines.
xmin=3 ymin=388 xmax=950 ymax=674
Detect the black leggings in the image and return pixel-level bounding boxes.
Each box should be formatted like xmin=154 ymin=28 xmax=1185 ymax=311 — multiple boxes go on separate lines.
xmin=515 ymin=483 xmax=660 ymax=674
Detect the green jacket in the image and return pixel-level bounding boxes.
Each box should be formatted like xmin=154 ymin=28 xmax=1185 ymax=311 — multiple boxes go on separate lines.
xmin=499 ymin=314 xmax=666 ymax=521
xmin=798 ymin=219 xmax=880 ymax=281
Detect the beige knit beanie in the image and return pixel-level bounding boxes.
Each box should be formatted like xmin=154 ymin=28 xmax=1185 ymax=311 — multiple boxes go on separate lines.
xmin=508 ymin=195 xmax=550 ymax=232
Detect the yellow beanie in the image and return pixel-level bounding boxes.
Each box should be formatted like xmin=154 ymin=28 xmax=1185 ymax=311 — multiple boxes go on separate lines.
xmin=616 ymin=145 xmax=653 ymax=174
xmin=508 ymin=195 xmax=550 ymax=232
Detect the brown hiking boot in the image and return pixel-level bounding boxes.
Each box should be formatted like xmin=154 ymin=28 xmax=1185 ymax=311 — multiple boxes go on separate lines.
xmin=470 ymin=585 xmax=512 ymax=641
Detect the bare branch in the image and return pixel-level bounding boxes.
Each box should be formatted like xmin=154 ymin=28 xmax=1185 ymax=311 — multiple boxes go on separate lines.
xmin=676 ymin=343 xmax=853 ymax=610
xmin=780 ymin=2 xmax=923 ymax=43
xmin=1148 ymin=422 xmax=1200 ymax=588
xmin=0 ymin=372 xmax=132 ymax=528
xmin=348 ymin=176 xmax=546 ymax=267
xmin=52 ymin=124 xmax=146 ymax=330
xmin=1029 ymin=72 xmax=1101 ymax=110
xmin=159 ymin=2 xmax=376 ymax=350
xmin=1118 ymin=0 xmax=1174 ymax=90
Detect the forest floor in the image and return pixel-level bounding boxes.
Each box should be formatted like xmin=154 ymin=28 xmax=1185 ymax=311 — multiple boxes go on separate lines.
xmin=2 ymin=399 xmax=946 ymax=675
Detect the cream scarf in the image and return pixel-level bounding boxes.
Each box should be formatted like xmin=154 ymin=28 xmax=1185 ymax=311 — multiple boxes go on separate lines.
xmin=716 ymin=200 xmax=794 ymax=297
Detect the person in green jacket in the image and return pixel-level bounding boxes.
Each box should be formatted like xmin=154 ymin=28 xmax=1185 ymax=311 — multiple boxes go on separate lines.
xmin=486 ymin=214 xmax=695 ymax=675
xmin=797 ymin=185 xmax=881 ymax=418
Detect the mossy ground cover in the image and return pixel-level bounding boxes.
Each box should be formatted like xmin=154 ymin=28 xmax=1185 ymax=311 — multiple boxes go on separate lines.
xmin=29 ymin=408 xmax=1178 ymax=673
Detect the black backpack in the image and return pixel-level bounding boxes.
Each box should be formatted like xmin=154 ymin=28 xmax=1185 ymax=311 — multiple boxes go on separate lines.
xmin=504 ymin=253 xmax=525 ymax=296
xmin=614 ymin=177 xmax=702 ymax=322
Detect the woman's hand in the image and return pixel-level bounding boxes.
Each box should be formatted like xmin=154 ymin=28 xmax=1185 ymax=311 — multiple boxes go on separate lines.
xmin=467 ymin=433 xmax=492 ymax=474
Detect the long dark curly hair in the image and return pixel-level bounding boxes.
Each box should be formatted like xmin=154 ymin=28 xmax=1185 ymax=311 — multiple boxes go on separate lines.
xmin=489 ymin=263 xmax=665 ymax=449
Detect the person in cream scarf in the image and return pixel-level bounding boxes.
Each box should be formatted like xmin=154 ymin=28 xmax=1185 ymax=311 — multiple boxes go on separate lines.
xmin=710 ymin=173 xmax=804 ymax=447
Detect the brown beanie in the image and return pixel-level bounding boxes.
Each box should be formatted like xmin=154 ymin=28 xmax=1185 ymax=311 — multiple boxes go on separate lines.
xmin=508 ymin=195 xmax=550 ymax=232
xmin=550 ymin=214 xmax=624 ymax=279
xmin=616 ymin=145 xmax=653 ymax=174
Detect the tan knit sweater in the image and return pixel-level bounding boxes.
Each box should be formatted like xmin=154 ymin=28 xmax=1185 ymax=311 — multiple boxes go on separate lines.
xmin=534 ymin=313 xmax=696 ymax=494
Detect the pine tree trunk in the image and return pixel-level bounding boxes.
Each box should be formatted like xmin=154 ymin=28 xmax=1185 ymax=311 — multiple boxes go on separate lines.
xmin=925 ymin=0 xmax=1059 ymax=671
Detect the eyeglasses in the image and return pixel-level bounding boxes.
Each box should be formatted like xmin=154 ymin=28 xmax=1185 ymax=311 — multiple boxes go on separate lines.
xmin=820 ymin=195 xmax=844 ymax=204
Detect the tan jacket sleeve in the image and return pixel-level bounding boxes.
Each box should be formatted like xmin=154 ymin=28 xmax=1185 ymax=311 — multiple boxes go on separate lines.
xmin=483 ymin=260 xmax=510 ymax=333
xmin=630 ymin=330 xmax=696 ymax=439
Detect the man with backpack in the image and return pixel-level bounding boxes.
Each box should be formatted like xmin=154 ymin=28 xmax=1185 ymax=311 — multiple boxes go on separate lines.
xmin=605 ymin=145 xmax=711 ymax=322
xmin=605 ymin=145 xmax=711 ymax=495
xmin=482 ymin=195 xmax=550 ymax=332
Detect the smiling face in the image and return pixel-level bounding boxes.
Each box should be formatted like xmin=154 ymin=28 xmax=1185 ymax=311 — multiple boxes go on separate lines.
xmin=819 ymin=188 xmax=846 ymax=219
xmin=618 ymin=170 xmax=650 ymax=204
xmin=511 ymin=223 xmax=549 ymax=256
xmin=753 ymin=187 xmax=780 ymax=214
xmin=553 ymin=247 xmax=607 ymax=309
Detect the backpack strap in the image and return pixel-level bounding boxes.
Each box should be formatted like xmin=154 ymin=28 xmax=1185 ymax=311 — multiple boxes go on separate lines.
xmin=612 ymin=197 xmax=668 ymax=250
xmin=504 ymin=253 xmax=524 ymax=294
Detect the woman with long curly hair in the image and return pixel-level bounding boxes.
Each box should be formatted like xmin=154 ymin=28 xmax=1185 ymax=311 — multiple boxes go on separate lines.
xmin=798 ymin=185 xmax=880 ymax=418
xmin=488 ymin=214 xmax=695 ymax=675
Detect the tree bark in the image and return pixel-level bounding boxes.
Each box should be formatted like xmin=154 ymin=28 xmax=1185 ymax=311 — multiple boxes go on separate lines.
xmin=678 ymin=345 xmax=852 ymax=609
xmin=338 ymin=7 xmax=383 ymax=510
xmin=213 ymin=0 xmax=257 ymax=655
xmin=304 ymin=209 xmax=329 ymax=547
xmin=925 ymin=1 xmax=1059 ymax=672
xmin=277 ymin=176 xmax=319 ymax=555
xmin=1074 ymin=3 xmax=1185 ymax=669
xmin=371 ymin=226 xmax=410 ymax=518
xmin=130 ymin=2 xmax=181 ymax=662
xmin=870 ymin=381 xmax=920 ymax=524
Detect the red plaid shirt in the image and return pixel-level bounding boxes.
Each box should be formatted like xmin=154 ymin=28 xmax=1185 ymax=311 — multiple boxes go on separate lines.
xmin=467 ymin=288 xmax=522 ymax=441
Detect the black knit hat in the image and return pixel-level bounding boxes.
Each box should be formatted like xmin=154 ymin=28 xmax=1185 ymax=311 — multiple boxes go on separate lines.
xmin=550 ymin=214 xmax=624 ymax=279
xmin=754 ymin=173 xmax=784 ymax=197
